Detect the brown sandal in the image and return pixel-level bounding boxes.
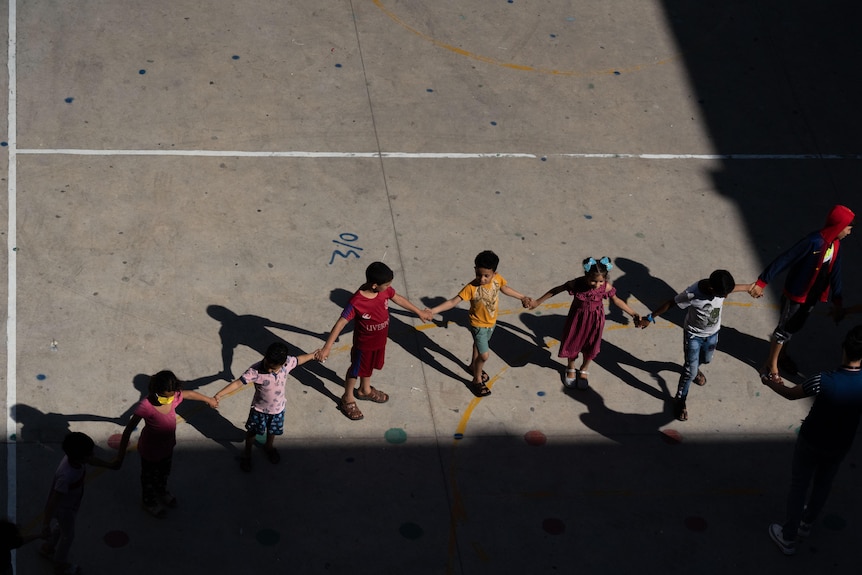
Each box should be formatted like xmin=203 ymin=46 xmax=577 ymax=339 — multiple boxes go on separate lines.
xmin=694 ymin=371 xmax=707 ymax=386
xmin=760 ymin=372 xmax=783 ymax=385
xmin=340 ymin=400 xmax=364 ymax=420
xmin=355 ymin=386 xmax=389 ymax=403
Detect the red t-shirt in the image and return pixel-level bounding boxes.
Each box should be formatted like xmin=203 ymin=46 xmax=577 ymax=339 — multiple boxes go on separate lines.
xmin=341 ymin=286 xmax=395 ymax=351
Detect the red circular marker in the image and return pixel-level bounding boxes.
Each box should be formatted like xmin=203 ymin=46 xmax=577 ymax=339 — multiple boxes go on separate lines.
xmin=524 ymin=430 xmax=547 ymax=446
xmin=684 ymin=516 xmax=708 ymax=532
xmin=542 ymin=517 xmax=566 ymax=535
xmin=103 ymin=530 xmax=129 ymax=548
xmin=107 ymin=434 xmax=122 ymax=449
xmin=660 ymin=429 xmax=682 ymax=444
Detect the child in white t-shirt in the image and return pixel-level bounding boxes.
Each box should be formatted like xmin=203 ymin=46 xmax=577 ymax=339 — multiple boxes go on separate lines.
xmin=640 ymin=270 xmax=750 ymax=421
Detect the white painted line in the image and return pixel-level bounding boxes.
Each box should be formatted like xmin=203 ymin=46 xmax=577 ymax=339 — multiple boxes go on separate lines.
xmin=6 ymin=0 xmax=18 ymax=532
xmin=15 ymin=148 xmax=862 ymax=160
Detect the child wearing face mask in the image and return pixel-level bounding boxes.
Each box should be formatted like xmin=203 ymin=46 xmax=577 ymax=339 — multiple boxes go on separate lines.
xmin=115 ymin=371 xmax=218 ymax=517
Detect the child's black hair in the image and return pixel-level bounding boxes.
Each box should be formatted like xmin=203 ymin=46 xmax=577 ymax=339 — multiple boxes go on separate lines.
xmin=708 ymin=269 xmax=736 ymax=297
xmin=264 ymin=342 xmax=289 ymax=366
xmin=583 ymin=256 xmax=612 ymax=277
xmin=62 ymin=432 xmax=95 ymax=461
xmin=474 ymin=250 xmax=500 ymax=271
xmin=148 ymin=370 xmax=182 ymax=398
xmin=844 ymin=325 xmax=862 ymax=361
xmin=365 ymin=261 xmax=394 ymax=286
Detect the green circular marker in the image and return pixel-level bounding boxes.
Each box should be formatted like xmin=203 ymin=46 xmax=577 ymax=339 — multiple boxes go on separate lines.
xmin=255 ymin=433 xmax=267 ymax=445
xmin=385 ymin=428 xmax=407 ymax=444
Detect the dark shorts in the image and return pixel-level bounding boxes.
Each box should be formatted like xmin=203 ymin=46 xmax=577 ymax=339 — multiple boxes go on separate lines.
xmin=245 ymin=409 xmax=285 ymax=436
xmin=348 ymin=347 xmax=385 ymax=378
xmin=773 ymin=297 xmax=812 ymax=344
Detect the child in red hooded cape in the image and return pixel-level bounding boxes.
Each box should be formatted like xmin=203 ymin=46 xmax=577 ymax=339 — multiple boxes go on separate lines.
xmin=749 ymin=205 xmax=855 ymax=383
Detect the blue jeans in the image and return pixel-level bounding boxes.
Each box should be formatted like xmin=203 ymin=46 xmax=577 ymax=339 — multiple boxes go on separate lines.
xmin=782 ymin=435 xmax=845 ymax=539
xmin=677 ymin=331 xmax=718 ymax=399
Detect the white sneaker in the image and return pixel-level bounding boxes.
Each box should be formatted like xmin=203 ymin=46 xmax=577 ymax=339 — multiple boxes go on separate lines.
xmin=768 ymin=523 xmax=796 ymax=555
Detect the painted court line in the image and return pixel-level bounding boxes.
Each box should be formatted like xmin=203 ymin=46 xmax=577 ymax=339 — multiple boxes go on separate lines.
xmin=6 ymin=0 xmax=18 ymax=531
xmin=15 ymin=148 xmax=862 ymax=160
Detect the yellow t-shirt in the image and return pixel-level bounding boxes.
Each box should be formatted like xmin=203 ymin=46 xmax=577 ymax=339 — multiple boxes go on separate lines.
xmin=458 ymin=273 xmax=507 ymax=328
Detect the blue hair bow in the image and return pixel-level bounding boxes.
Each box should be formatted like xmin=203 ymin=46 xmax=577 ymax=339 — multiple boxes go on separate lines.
xmin=584 ymin=257 xmax=614 ymax=273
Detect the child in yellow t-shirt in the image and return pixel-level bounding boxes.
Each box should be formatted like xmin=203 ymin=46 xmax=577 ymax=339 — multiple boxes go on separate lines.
xmin=429 ymin=250 xmax=531 ymax=396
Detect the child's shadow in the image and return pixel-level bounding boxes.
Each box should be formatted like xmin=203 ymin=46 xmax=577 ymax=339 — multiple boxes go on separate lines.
xmin=520 ymin=312 xmax=680 ymax=401
xmin=609 ymin=257 xmax=686 ymax=328
xmin=207 ymin=304 xmax=342 ymax=405
xmin=564 ymin=385 xmax=676 ymax=443
xmin=330 ymin=290 xmax=471 ymax=388
xmin=11 ymin=404 xmax=118 ymax=444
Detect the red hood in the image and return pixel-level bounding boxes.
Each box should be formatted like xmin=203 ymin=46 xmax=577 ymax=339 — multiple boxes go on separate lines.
xmin=821 ymin=204 xmax=855 ymax=245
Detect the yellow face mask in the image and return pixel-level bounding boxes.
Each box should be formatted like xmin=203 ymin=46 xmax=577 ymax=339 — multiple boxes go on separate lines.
xmin=156 ymin=393 xmax=175 ymax=405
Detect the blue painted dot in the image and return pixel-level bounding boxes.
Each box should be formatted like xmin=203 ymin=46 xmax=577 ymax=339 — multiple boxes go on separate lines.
xmin=1 ymin=142 xmax=6 ymax=147
xmin=550 ymin=34 xmax=557 ymax=38
xmin=584 ymin=214 xmax=593 ymax=219
xmin=36 ymin=374 xmax=47 ymax=380
xmin=426 ymin=88 xmax=434 ymax=92
xmin=490 ymin=121 xmax=497 ymax=126
xmin=453 ymin=433 xmax=464 ymax=440
xmin=335 ymin=63 xmax=342 ymax=68
xmin=537 ymin=391 xmax=546 ymax=396
xmin=614 ymin=71 xmax=621 ymax=76
xmin=541 ymin=156 xmax=547 ymax=161
xmin=138 ymin=69 xmax=146 ymax=75
xmin=566 ymin=17 xmax=576 ymax=22
xmin=65 ymin=97 xmax=74 ymax=103
xmin=232 ymin=55 xmax=240 ymax=60
xmin=508 ymin=0 xmax=514 ymax=3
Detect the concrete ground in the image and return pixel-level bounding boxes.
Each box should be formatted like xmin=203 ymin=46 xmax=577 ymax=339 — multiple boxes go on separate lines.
xmin=3 ymin=1 xmax=862 ymax=574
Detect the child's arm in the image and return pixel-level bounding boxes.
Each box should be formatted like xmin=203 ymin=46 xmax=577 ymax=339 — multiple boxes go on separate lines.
xmin=391 ymin=293 xmax=434 ymax=322
xmin=213 ymin=379 xmax=244 ymax=403
xmin=528 ymin=283 xmax=569 ymax=309
xmin=500 ymin=285 xmax=531 ymax=308
xmin=295 ymin=351 xmax=319 ymax=366
xmin=609 ymin=294 xmax=642 ymax=323
xmin=182 ymin=389 xmax=218 ymax=409
xmin=88 ymin=453 xmax=121 ymax=470
xmin=730 ymin=283 xmax=752 ymax=294
xmin=115 ymin=413 xmax=143 ymax=466
xmin=41 ymin=490 xmax=60 ymax=537
xmin=429 ymin=295 xmax=463 ymax=316
xmin=639 ymin=298 xmax=675 ymax=328
xmin=319 ymin=317 xmax=350 ymax=362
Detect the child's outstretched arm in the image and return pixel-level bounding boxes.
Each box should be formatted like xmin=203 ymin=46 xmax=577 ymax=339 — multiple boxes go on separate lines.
xmin=295 ymin=351 xmax=320 ymax=365
xmin=214 ymin=378 xmax=244 ymax=404
xmin=500 ymin=285 xmax=531 ymax=308
xmin=639 ymin=299 xmax=675 ymax=328
xmin=319 ymin=316 xmax=350 ymax=362
xmin=429 ymin=295 xmax=463 ymax=316
xmin=609 ymin=292 xmax=642 ymax=324
xmin=391 ymin=293 xmax=434 ymax=322
xmin=182 ymin=389 xmax=219 ymax=408
xmin=528 ymin=283 xmax=569 ymax=309
xmin=114 ymin=413 xmax=144 ymax=468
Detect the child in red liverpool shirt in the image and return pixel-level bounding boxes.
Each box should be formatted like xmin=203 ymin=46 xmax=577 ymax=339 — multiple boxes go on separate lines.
xmin=320 ymin=262 xmax=433 ymax=420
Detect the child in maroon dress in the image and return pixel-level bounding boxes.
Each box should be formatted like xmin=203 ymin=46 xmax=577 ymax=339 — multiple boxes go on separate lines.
xmin=529 ymin=257 xmax=643 ymax=389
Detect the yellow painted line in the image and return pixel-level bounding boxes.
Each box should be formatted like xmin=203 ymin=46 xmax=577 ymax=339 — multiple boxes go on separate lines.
xmin=372 ymin=0 xmax=676 ymax=77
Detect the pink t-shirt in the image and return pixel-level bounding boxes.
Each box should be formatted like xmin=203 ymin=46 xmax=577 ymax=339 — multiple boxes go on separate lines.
xmin=241 ymin=356 xmax=299 ymax=415
xmin=50 ymin=456 xmax=86 ymax=512
xmin=341 ymin=286 xmax=395 ymax=351
xmin=135 ymin=391 xmax=184 ymax=461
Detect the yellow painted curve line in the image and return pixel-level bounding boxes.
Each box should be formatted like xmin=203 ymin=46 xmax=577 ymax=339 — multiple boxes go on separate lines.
xmin=372 ymin=0 xmax=677 ymax=77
